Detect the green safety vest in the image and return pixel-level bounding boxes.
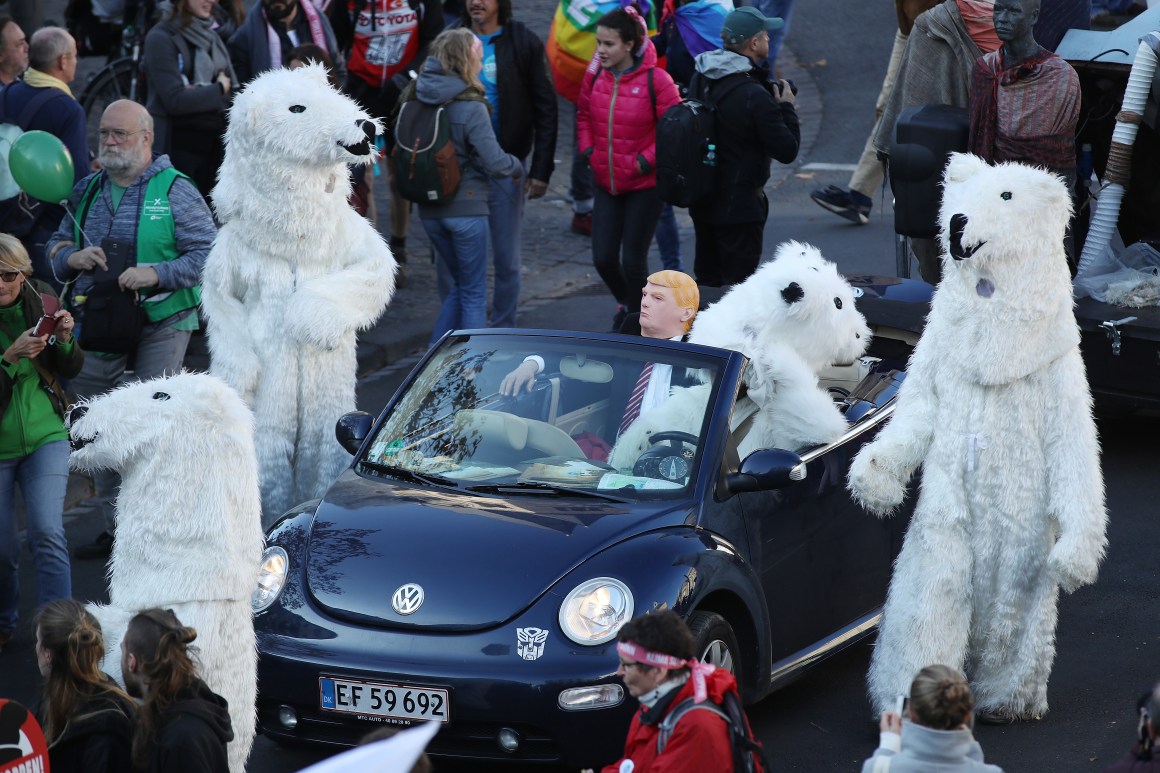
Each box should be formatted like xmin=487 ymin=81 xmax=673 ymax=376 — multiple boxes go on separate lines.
xmin=74 ymin=167 xmax=202 ymax=324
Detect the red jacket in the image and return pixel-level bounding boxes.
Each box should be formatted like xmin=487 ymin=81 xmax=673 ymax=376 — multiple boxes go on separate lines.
xmin=577 ymin=40 xmax=680 ymax=195
xmin=601 ymin=668 xmax=740 ymax=773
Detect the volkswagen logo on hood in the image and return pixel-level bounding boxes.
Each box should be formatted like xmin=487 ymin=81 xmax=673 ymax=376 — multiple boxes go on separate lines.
xmin=391 ymin=583 xmax=425 ymax=615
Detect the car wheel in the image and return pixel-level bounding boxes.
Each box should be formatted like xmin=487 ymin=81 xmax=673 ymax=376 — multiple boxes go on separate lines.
xmin=687 ymin=611 xmax=740 ymax=678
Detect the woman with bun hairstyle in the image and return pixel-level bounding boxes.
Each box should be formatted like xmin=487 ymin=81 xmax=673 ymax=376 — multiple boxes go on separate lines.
xmin=34 ymin=599 xmax=136 ymax=773
xmin=577 ymin=4 xmax=681 ymax=330
xmin=861 ymin=664 xmax=1004 ymax=772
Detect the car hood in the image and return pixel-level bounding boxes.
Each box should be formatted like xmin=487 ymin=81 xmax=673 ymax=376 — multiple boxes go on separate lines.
xmin=303 ymin=470 xmax=692 ymax=631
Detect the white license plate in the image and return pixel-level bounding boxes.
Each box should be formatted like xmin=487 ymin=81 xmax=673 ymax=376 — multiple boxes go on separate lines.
xmin=319 ymin=677 xmax=450 ymax=723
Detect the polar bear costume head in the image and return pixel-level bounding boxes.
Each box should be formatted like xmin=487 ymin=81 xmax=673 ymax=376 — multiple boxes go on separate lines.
xmin=689 ymin=240 xmax=871 ymax=372
xmin=69 ymin=372 xmax=264 ymax=603
xmin=934 ymin=153 xmax=1077 ymax=385
xmin=213 ymin=63 xmax=383 ymax=225
xmin=227 ymin=63 xmax=381 ymax=171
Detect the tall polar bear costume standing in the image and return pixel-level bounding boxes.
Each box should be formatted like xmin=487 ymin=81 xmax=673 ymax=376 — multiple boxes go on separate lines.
xmin=848 ymin=154 xmax=1107 ymax=721
xmin=68 ymin=373 xmax=264 ymax=773
xmin=203 ymin=64 xmax=396 ymax=523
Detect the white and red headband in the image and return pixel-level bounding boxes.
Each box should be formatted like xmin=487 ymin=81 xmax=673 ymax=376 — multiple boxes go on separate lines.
xmin=617 ymin=640 xmax=716 ymax=703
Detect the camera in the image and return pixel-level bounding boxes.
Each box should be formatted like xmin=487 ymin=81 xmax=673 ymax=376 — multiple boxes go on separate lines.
xmin=32 ymin=314 xmax=57 ymax=338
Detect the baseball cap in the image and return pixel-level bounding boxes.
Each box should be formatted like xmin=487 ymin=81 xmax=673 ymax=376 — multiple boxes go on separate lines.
xmin=721 ymin=6 xmax=784 ymax=46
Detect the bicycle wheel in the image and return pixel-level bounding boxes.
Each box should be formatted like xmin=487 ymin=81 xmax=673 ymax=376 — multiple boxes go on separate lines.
xmin=79 ymin=57 xmax=148 ymax=159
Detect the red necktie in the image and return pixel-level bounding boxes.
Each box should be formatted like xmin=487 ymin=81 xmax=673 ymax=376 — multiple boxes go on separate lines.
xmin=619 ymin=362 xmax=654 ymax=436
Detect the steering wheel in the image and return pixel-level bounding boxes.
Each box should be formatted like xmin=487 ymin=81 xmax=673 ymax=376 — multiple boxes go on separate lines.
xmin=632 ymin=431 xmax=700 ymax=483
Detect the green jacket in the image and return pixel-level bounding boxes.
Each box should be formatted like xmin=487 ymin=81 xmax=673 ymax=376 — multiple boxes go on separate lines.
xmin=0 ymin=280 xmax=85 ymax=459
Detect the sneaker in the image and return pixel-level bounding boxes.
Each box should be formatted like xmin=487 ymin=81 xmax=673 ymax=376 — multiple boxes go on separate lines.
xmin=74 ymin=530 xmax=114 ymax=560
xmin=810 ymin=185 xmax=871 ymax=225
xmin=571 ymin=211 xmax=593 ymax=236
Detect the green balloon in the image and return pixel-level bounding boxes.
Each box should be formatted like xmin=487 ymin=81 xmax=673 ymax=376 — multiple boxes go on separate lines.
xmin=8 ymin=130 xmax=75 ymax=204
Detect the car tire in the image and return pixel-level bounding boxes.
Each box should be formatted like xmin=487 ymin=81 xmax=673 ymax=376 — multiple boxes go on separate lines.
xmin=687 ymin=610 xmax=741 ymax=680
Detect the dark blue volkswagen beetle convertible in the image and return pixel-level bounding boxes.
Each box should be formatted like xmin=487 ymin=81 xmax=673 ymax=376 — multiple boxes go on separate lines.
xmin=252 ymin=330 xmax=912 ymax=767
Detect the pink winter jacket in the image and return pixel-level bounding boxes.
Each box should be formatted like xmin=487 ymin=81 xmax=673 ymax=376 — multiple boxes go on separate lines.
xmin=577 ymin=40 xmax=681 ymax=195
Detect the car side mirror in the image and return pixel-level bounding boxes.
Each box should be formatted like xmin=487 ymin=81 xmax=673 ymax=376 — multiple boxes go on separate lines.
xmin=725 ymin=448 xmax=806 ymax=494
xmin=335 ymin=411 xmax=374 ymax=455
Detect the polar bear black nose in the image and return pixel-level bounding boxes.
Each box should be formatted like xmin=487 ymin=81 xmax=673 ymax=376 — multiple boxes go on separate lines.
xmin=358 ymin=119 xmax=376 ymax=142
xmin=67 ymin=404 xmax=88 ymax=427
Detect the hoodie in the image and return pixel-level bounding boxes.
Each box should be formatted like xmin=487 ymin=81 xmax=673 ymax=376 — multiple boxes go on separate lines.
xmin=860 ymin=721 xmax=1004 ymax=773
xmin=688 ymin=48 xmax=799 ymax=224
xmin=42 ymin=687 xmax=136 ymax=773
xmin=400 ymin=57 xmax=522 ymax=218
xmin=149 ymin=680 xmax=234 ymax=773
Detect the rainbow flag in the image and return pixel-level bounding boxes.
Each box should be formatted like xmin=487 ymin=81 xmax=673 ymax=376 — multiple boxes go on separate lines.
xmin=667 ymin=0 xmax=733 ymax=59
xmin=547 ymin=0 xmax=657 ymax=104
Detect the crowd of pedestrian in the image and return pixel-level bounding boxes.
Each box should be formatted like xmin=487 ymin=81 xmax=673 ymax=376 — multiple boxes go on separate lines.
xmin=1 ymin=0 xmax=1151 ymax=770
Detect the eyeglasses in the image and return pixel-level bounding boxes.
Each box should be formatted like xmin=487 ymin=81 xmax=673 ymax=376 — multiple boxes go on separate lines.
xmin=0 ymin=270 xmax=22 ymax=282
xmin=617 ymin=660 xmax=653 ymax=672
xmin=99 ymin=128 xmax=146 ymax=143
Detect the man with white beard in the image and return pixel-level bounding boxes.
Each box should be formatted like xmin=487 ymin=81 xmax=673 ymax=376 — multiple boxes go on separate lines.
xmin=45 ymin=99 xmax=217 ymax=561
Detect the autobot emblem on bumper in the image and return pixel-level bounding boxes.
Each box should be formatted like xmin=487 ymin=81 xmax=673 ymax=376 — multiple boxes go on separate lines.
xmin=516 ymin=627 xmax=548 ymax=660
xmin=392 ymin=583 xmax=425 ymax=615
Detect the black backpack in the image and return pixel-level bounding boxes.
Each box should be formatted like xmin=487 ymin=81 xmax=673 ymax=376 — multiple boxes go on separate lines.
xmin=656 ymin=692 xmax=769 ymax=773
xmin=655 ymin=73 xmax=747 ymax=208
xmin=392 ymin=100 xmax=462 ymax=204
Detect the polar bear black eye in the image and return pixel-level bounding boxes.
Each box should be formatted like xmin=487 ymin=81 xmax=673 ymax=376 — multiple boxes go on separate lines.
xmin=289 ymin=105 xmax=306 ymax=113
xmin=1001 ymin=191 xmax=1012 ymax=200
xmin=834 ymin=297 xmax=843 ymax=310
xmin=152 ymin=392 xmax=170 ymax=401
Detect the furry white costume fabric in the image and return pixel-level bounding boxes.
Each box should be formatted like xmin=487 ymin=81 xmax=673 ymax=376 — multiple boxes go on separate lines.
xmin=847 ymin=154 xmax=1107 ymax=720
xmin=203 ymin=64 xmax=396 ymax=523
xmin=68 ymin=373 xmax=264 ymax=773
xmin=693 ymin=241 xmax=869 ymax=455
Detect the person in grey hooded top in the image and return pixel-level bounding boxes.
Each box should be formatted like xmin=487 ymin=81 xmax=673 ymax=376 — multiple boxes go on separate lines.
xmin=395 ymin=28 xmax=522 ymax=345
xmin=687 ymin=6 xmax=798 ymax=289
xmin=862 ymin=664 xmax=1005 ymax=773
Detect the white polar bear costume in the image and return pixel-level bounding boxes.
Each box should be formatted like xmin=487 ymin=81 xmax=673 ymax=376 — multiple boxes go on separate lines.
xmin=847 ymin=154 xmax=1107 ymax=720
xmin=68 ymin=372 xmax=264 ymax=773
xmin=609 ymin=242 xmax=870 ymax=468
xmin=203 ymin=63 xmax=396 ymax=523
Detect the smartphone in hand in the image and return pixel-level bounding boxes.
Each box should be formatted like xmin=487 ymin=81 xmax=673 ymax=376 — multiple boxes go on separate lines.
xmin=32 ymin=314 xmax=57 ymax=337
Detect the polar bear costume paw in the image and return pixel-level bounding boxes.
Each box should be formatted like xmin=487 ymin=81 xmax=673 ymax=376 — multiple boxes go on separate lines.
xmin=847 ymin=448 xmax=908 ymax=516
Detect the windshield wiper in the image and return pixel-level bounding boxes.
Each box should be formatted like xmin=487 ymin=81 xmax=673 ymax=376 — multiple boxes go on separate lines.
xmin=465 ymin=482 xmax=631 ymax=503
xmin=358 ymin=460 xmax=458 ymax=488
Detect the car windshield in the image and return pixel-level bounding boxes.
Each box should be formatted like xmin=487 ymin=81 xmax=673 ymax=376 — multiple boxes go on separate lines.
xmin=362 ymin=334 xmax=726 ymax=500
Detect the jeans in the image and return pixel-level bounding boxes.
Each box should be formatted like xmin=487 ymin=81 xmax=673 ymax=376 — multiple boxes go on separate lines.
xmin=571 ymin=105 xmax=594 ymax=214
xmin=424 ymin=216 xmax=491 ymax=345
xmin=70 ymin=323 xmax=192 ymax=532
xmin=437 ymin=171 xmax=527 ymax=328
xmin=592 ymin=187 xmax=664 ymax=311
xmin=0 ymin=440 xmax=72 ymax=632
xmin=751 ymin=0 xmax=795 ymax=68
xmin=655 ymin=203 xmax=683 ymax=272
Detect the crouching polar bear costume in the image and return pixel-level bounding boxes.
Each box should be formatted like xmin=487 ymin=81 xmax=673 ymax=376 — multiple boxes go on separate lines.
xmin=69 ymin=372 xmax=264 ymax=773
xmin=848 ymin=154 xmax=1107 ymax=720
xmin=203 ymin=64 xmax=396 ymax=523
xmin=609 ymin=242 xmax=870 ymax=468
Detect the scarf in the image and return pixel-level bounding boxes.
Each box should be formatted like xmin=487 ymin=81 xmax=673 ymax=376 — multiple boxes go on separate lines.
xmin=22 ymin=68 xmax=72 ymax=97
xmin=177 ymin=16 xmax=235 ymax=86
xmin=968 ymin=46 xmax=1076 ymax=171
xmin=266 ymin=0 xmax=327 ymax=71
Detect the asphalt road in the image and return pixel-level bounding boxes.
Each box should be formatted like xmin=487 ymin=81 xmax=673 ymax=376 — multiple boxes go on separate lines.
xmin=3 ymin=0 xmax=1158 ymax=771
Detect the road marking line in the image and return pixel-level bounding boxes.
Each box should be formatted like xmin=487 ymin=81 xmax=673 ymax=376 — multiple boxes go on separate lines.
xmin=799 ymin=163 xmax=858 ymax=172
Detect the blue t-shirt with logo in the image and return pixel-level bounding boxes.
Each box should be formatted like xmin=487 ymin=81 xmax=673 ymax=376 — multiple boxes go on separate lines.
xmin=477 ymin=29 xmax=501 ymax=136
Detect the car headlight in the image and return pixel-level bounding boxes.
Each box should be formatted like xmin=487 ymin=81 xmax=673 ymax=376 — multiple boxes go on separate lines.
xmin=558 ymin=577 xmax=634 ymax=646
xmin=252 ymin=546 xmax=289 ymax=614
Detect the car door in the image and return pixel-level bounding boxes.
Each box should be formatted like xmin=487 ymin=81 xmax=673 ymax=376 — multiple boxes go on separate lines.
xmin=733 ymin=400 xmax=906 ymax=664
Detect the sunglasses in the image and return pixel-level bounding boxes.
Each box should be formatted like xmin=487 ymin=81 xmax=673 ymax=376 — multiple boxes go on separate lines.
xmin=617 ymin=660 xmax=653 ymax=672
xmin=0 ymin=270 xmax=23 ymax=282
